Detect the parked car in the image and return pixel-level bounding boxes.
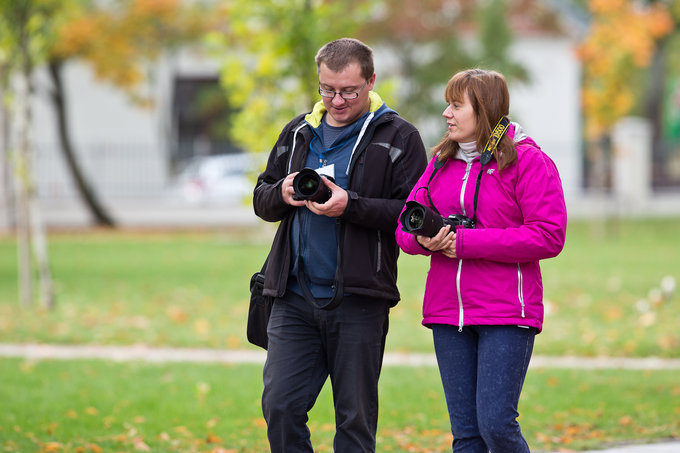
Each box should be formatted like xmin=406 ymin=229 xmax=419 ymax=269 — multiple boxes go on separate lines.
xmin=172 ymin=153 xmax=257 ymax=204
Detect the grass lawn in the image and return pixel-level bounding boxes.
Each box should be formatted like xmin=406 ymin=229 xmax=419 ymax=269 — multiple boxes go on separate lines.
xmin=0 ymin=218 xmax=679 ymax=451
xmin=0 ymin=219 xmax=678 ymax=357
xmin=1 ymin=357 xmax=678 ymax=453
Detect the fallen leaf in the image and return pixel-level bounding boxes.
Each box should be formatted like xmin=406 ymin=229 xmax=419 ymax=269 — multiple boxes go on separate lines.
xmin=619 ymin=415 xmax=634 ymax=426
xmin=41 ymin=443 xmax=62 ymax=453
xmin=206 ymin=417 xmax=219 ymax=428
xmin=166 ymin=306 xmax=188 ymax=324
xmin=206 ymin=433 xmax=223 ymax=443
xmin=132 ymin=437 xmax=151 ymax=451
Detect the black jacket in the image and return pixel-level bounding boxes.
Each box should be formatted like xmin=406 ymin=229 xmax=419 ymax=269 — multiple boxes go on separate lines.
xmin=253 ymin=108 xmax=427 ymax=304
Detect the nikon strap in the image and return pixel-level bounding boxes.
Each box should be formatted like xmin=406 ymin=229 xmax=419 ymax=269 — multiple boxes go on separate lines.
xmin=471 ymin=117 xmax=510 ymax=224
xmin=425 ymin=117 xmax=510 ymax=223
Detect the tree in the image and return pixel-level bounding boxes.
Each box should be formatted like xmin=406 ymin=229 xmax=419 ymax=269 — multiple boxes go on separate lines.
xmin=212 ymin=0 xmax=536 ymax=152
xmin=641 ymin=0 xmax=680 ymax=186
xmin=359 ymin=0 xmax=533 ymax=145
xmin=0 ymin=0 xmax=58 ymax=308
xmin=575 ymin=0 xmax=674 ymax=189
xmin=208 ymin=0 xmax=374 ymax=155
xmin=577 ymin=0 xmax=673 ymax=139
xmin=45 ymin=0 xmax=219 ymax=227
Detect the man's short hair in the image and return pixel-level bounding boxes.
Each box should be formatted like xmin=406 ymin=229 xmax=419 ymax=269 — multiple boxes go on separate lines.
xmin=315 ymin=38 xmax=374 ymax=80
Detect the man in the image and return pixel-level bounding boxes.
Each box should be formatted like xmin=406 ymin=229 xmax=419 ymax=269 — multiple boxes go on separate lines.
xmin=253 ymin=38 xmax=427 ymax=453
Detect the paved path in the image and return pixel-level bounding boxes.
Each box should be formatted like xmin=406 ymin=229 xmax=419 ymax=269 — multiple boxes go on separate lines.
xmin=574 ymin=442 xmax=680 ymax=453
xmin=2 ymin=343 xmax=678 ymax=453
xmin=2 ymin=344 xmax=680 ymax=369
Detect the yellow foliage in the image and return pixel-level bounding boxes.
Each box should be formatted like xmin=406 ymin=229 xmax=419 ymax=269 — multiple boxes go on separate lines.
xmin=577 ymin=0 xmax=675 ymax=139
xmin=131 ymin=0 xmax=179 ymax=18
xmin=49 ymin=0 xmax=221 ymax=104
xmin=589 ymin=0 xmax=626 ymax=14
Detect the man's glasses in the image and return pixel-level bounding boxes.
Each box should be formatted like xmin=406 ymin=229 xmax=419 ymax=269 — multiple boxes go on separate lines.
xmin=318 ymin=80 xmax=368 ymax=100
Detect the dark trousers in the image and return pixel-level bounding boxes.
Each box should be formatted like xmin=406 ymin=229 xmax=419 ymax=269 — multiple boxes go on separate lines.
xmin=432 ymin=324 xmax=536 ymax=453
xmin=262 ymin=291 xmax=390 ymax=453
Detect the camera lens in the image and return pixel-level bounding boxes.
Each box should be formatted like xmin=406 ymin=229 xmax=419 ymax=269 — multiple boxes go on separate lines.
xmin=297 ymin=174 xmax=319 ymax=196
xmin=292 ymin=168 xmax=332 ymax=203
xmin=399 ymin=201 xmax=445 ymax=237
xmin=406 ymin=206 xmax=425 ymax=229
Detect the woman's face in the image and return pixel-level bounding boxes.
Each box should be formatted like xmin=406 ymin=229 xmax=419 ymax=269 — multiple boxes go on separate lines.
xmin=443 ymin=91 xmax=477 ymax=143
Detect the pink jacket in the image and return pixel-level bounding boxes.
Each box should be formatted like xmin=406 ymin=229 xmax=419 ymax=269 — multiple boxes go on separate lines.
xmin=395 ymin=124 xmax=567 ymax=332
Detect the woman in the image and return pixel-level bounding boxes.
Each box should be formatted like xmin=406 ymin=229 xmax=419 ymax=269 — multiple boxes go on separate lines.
xmin=395 ymin=69 xmax=567 ymax=452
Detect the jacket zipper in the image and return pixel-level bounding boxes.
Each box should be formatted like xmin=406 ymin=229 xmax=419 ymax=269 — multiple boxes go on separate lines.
xmin=517 ymin=264 xmax=526 ymax=317
xmin=456 ymin=161 xmax=474 ymax=331
xmin=376 ymin=231 xmax=382 ymax=273
xmin=460 ymin=162 xmax=473 ymax=216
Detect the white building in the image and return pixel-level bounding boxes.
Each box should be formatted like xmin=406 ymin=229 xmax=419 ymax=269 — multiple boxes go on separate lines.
xmin=1 ymin=24 xmax=585 ymax=228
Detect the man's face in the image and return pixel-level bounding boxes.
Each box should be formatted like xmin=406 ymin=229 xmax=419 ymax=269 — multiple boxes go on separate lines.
xmin=318 ymin=62 xmax=375 ymax=127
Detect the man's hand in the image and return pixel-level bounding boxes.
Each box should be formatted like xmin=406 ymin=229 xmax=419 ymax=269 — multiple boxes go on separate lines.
xmin=306 ymin=176 xmax=348 ymax=218
xmin=281 ymin=172 xmax=306 ymax=207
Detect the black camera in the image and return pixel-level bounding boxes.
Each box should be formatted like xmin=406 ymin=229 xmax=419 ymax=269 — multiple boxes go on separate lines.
xmin=399 ymin=201 xmax=475 ymax=237
xmin=292 ymin=168 xmax=333 ymax=203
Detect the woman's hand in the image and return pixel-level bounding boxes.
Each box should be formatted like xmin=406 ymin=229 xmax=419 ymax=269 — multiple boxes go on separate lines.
xmin=416 ymin=225 xmax=457 ymax=258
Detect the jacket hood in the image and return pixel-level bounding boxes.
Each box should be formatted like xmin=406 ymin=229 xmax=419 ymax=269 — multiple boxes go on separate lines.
xmin=304 ymin=91 xmax=389 ymax=128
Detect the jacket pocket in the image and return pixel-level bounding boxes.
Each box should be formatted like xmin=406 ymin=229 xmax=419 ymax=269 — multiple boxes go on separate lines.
xmin=517 ymin=263 xmax=526 ymax=317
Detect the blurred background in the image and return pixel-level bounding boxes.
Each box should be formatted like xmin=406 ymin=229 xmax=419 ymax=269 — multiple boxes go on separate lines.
xmin=1 ymin=0 xmax=680 ymax=232
xmin=1 ymin=3 xmax=679 ymax=450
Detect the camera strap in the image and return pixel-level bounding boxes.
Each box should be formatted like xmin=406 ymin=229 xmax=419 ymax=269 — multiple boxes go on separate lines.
xmin=424 ymin=116 xmax=510 ymax=223
xmin=421 ymin=158 xmax=446 ymax=217
xmin=294 ymin=214 xmax=344 ymax=310
xmin=471 ymin=116 xmax=510 ymax=223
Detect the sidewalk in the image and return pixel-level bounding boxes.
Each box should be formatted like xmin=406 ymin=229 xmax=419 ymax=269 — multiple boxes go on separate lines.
xmin=572 ymin=441 xmax=680 ymax=453
xmin=1 ymin=343 xmax=678 ymax=453
xmin=2 ymin=343 xmax=680 ymax=369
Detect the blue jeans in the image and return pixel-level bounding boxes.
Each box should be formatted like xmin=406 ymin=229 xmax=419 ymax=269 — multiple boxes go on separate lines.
xmin=262 ymin=291 xmax=390 ymax=453
xmin=432 ymin=324 xmax=536 ymax=453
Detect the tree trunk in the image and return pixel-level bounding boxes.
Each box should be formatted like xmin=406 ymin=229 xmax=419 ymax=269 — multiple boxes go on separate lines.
xmin=12 ymin=61 xmax=38 ymax=306
xmin=0 ymin=77 xmax=16 ymax=231
xmin=17 ymin=23 xmax=55 ymax=308
xmin=48 ymin=60 xmax=116 ymax=227
xmin=29 ymin=195 xmax=54 ymax=309
xmin=21 ymin=81 xmax=55 ymax=308
xmin=644 ymin=35 xmax=670 ymax=187
xmin=13 ymin=130 xmax=32 ymax=307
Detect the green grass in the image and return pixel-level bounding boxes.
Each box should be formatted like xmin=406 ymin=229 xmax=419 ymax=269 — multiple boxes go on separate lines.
xmin=1 ymin=219 xmax=678 ymax=357
xmin=0 ymin=218 xmax=679 ymax=451
xmin=1 ymin=357 xmax=678 ymax=453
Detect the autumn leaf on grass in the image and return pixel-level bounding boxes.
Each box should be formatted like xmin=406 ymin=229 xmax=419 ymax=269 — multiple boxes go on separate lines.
xmin=619 ymin=415 xmax=634 ymax=426
xmin=173 ymin=425 xmax=194 ymax=437
xmin=41 ymin=443 xmax=63 ymax=453
xmin=166 ymin=306 xmax=189 ymax=324
xmin=75 ymin=444 xmax=103 ymax=453
xmin=45 ymin=421 xmax=59 ymax=435
xmin=194 ymin=318 xmax=211 ymax=334
xmin=132 ymin=437 xmax=151 ymax=451
xmin=206 ymin=432 xmax=223 ymax=443
xmin=206 ymin=417 xmax=219 ymax=429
